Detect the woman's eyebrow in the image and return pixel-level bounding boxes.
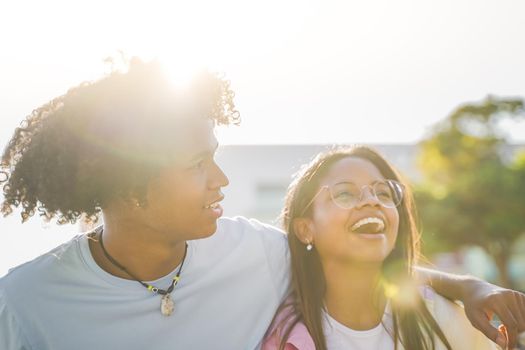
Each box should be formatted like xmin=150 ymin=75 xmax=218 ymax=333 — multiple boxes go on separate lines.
xmin=330 ymin=179 xmax=384 ymax=186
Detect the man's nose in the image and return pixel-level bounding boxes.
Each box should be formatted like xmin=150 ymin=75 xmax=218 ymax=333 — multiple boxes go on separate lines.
xmin=209 ymin=161 xmax=229 ymax=189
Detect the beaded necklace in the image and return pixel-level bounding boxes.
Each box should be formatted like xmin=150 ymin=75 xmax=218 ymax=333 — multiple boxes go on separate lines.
xmin=97 ymin=228 xmax=188 ymax=316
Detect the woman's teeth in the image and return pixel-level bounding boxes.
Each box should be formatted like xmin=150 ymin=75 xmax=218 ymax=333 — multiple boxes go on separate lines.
xmin=351 ymin=217 xmax=385 ymax=233
xmin=205 ymin=203 xmax=220 ymax=209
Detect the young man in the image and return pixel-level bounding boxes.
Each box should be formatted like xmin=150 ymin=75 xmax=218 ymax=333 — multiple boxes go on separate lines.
xmin=0 ymin=59 xmax=522 ymax=349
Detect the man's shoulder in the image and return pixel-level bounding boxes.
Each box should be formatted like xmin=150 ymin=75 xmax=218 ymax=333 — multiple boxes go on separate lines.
xmin=213 ymin=216 xmax=288 ymax=251
xmin=193 ymin=216 xmax=289 ymax=273
xmin=217 ymin=216 xmax=286 ymax=238
xmin=0 ymin=235 xmax=83 ymax=293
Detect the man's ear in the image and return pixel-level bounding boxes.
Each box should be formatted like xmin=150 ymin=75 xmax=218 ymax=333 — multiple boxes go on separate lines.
xmin=292 ymin=217 xmax=315 ymax=245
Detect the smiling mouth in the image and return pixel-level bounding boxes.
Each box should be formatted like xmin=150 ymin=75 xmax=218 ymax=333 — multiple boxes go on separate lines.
xmin=204 ymin=202 xmax=220 ymax=210
xmin=204 ymin=196 xmax=223 ymax=210
xmin=350 ymin=217 xmax=385 ymax=234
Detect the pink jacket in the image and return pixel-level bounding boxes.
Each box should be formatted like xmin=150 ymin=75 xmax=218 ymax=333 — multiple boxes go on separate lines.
xmin=262 ymin=287 xmax=498 ymax=350
xmin=262 ymin=302 xmax=315 ymax=350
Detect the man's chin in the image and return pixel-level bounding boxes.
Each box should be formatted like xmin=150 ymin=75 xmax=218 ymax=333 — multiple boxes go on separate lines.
xmin=194 ymin=222 xmax=219 ymax=239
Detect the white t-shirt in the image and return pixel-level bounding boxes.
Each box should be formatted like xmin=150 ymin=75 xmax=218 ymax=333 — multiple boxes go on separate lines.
xmin=322 ymin=291 xmax=498 ymax=350
xmin=0 ymin=216 xmax=290 ymax=350
xmin=322 ymin=303 xmax=395 ymax=350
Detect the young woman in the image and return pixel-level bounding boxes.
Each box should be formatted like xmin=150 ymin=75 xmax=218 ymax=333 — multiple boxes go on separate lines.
xmin=0 ymin=59 xmax=521 ymax=349
xmin=263 ymin=146 xmax=501 ymax=350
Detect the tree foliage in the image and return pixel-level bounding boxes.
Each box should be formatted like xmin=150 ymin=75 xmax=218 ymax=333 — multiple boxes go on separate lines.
xmin=417 ymin=96 xmax=525 ymax=287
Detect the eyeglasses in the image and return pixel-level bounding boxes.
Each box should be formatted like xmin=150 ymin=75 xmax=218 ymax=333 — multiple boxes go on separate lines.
xmin=301 ymin=180 xmax=405 ymax=215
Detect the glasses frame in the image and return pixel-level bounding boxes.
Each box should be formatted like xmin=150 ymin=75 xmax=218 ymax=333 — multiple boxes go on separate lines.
xmin=300 ymin=179 xmax=405 ymax=216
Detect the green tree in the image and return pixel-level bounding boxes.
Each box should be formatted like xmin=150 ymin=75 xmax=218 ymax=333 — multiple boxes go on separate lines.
xmin=417 ymin=96 xmax=525 ymax=288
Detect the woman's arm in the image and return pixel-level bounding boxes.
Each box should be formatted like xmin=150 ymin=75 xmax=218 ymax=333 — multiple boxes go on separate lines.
xmin=415 ymin=266 xmax=525 ymax=349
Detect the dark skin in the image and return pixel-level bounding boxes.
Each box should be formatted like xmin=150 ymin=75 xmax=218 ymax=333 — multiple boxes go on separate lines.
xmin=1 ymin=59 xmax=521 ymax=347
xmin=418 ymin=267 xmax=525 ymax=349
xmin=88 ymin=122 xmax=228 ymax=281
xmin=86 ymin=122 xmax=522 ymax=348
xmin=88 ymin=206 xmax=189 ymax=281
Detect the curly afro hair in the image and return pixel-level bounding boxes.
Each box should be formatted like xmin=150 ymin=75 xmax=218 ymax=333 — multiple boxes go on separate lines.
xmin=1 ymin=58 xmax=240 ymax=224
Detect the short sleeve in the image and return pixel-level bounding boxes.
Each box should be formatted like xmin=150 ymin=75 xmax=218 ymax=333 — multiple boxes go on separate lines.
xmin=0 ymin=288 xmax=30 ymax=350
xmin=426 ymin=286 xmax=499 ymax=350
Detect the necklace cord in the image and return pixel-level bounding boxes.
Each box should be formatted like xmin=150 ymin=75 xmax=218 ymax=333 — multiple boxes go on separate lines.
xmin=97 ymin=227 xmax=188 ymax=295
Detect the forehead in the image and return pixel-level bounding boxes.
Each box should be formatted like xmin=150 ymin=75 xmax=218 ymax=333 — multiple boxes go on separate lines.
xmin=320 ymin=157 xmax=385 ymax=185
xmin=169 ymin=119 xmax=218 ymax=162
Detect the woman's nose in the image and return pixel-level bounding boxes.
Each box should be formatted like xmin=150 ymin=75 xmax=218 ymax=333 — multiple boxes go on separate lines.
xmin=354 ymin=185 xmax=381 ymax=208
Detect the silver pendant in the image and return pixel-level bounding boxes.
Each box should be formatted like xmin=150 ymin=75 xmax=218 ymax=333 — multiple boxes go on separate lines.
xmin=160 ymin=294 xmax=174 ymax=316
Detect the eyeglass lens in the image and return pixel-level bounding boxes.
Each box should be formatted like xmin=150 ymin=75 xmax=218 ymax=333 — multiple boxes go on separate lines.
xmin=329 ymin=181 xmax=403 ymax=208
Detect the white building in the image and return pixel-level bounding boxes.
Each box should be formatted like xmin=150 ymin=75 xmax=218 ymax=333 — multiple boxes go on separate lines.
xmin=216 ymin=144 xmax=421 ymax=225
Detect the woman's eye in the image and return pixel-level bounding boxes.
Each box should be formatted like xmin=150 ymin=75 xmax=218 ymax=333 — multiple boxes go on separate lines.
xmin=335 ymin=191 xmax=354 ymax=199
xmin=377 ymin=191 xmax=393 ymax=200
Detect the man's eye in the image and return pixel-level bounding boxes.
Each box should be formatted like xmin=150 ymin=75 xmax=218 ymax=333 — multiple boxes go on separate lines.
xmin=189 ymin=160 xmax=205 ymax=170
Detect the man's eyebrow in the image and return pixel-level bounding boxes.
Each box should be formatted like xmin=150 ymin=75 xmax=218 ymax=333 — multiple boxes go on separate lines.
xmin=189 ymin=143 xmax=219 ymax=161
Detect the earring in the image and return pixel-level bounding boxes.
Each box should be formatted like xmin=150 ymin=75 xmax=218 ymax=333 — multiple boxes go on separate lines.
xmin=306 ymin=242 xmax=313 ymax=251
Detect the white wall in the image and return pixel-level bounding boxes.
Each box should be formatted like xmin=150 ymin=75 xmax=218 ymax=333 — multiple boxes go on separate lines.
xmin=216 ymin=144 xmax=421 ymax=224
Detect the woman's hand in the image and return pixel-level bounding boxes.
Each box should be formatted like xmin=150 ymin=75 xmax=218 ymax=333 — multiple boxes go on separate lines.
xmin=460 ymin=278 xmax=525 ymax=349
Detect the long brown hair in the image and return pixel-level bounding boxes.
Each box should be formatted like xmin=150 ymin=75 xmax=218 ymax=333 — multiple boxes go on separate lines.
xmin=277 ymin=146 xmax=452 ymax=350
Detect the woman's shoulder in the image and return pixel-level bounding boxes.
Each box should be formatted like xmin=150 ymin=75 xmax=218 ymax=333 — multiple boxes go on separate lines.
xmin=262 ymin=302 xmax=316 ymax=350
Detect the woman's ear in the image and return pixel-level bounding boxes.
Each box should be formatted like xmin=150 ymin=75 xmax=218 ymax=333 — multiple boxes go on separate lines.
xmin=293 ymin=217 xmax=315 ymax=245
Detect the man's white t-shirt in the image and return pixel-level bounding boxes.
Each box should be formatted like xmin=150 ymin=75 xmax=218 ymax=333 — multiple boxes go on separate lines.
xmin=0 ymin=217 xmax=290 ymax=350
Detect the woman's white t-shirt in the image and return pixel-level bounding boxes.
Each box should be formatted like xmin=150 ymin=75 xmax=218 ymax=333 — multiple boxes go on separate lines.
xmin=322 ymin=304 xmax=395 ymax=350
xmin=321 ymin=292 xmax=499 ymax=350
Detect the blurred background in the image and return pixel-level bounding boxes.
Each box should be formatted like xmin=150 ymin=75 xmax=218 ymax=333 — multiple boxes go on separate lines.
xmin=1 ymin=0 xmax=524 ymax=289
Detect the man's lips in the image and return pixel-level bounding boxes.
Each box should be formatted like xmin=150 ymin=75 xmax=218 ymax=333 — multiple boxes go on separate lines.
xmin=203 ymin=196 xmax=224 ymax=220
xmin=204 ymin=196 xmax=224 ymax=209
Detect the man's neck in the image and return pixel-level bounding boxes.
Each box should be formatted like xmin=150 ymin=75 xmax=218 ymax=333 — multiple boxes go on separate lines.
xmin=88 ymin=212 xmax=187 ymax=281
xmin=323 ymin=260 xmax=387 ymax=331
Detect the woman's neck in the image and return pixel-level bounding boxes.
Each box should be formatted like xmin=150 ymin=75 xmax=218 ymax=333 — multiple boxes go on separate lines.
xmin=88 ymin=210 xmax=187 ymax=281
xmin=323 ymin=260 xmax=387 ymax=331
